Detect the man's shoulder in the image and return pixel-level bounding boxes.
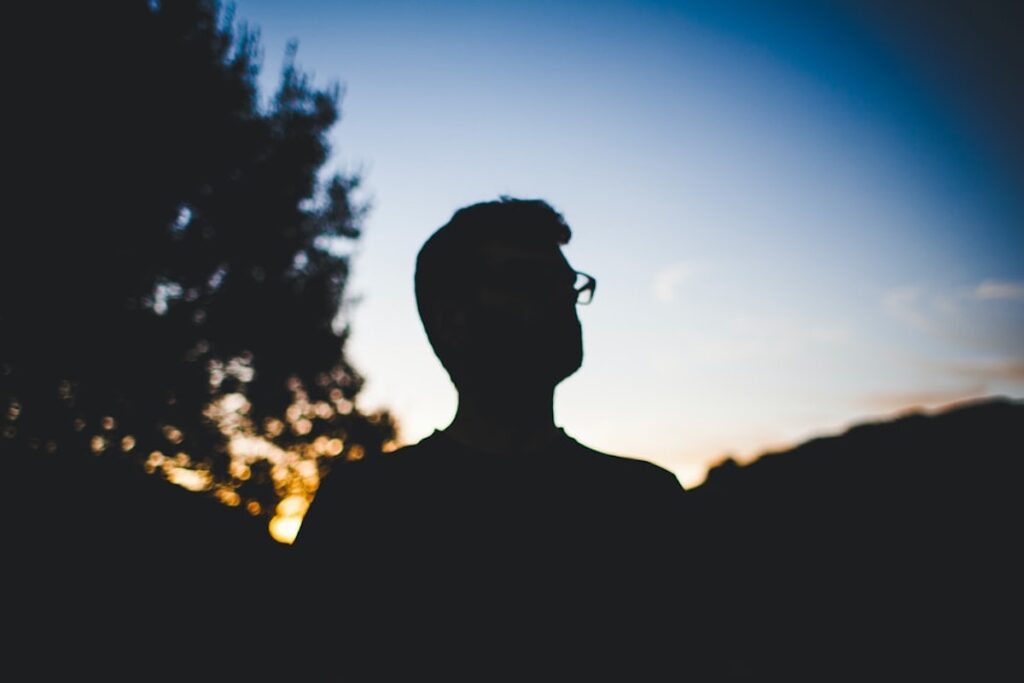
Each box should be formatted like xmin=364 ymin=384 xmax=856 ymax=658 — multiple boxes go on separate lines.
xmin=312 ymin=430 xmax=685 ymax=495
xmin=292 ymin=439 xmax=442 ymax=549
xmin=316 ymin=436 xmax=439 ymax=487
xmin=558 ymin=435 xmax=689 ymax=539
xmin=561 ymin=433 xmax=686 ymax=493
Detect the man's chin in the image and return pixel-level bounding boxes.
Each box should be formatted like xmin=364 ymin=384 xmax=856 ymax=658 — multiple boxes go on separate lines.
xmin=456 ymin=338 xmax=582 ymax=384
xmin=516 ymin=353 xmax=582 ymax=386
xmin=460 ymin=358 xmax=579 ymax=389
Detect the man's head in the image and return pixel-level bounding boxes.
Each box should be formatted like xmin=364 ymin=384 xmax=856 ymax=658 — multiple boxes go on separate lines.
xmin=415 ymin=197 xmax=587 ymax=391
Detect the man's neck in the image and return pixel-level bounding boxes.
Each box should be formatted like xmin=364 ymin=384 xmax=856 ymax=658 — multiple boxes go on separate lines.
xmin=443 ymin=384 xmax=562 ymax=455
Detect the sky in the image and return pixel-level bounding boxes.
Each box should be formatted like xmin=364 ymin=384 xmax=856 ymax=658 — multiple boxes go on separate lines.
xmin=231 ymin=0 xmax=1023 ymax=487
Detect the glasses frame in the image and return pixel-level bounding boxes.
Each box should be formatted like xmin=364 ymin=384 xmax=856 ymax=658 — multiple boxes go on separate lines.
xmin=574 ymin=271 xmax=596 ymax=305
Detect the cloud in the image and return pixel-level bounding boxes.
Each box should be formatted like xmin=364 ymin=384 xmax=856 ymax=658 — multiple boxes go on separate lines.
xmin=689 ymin=314 xmax=850 ymax=363
xmin=857 ymin=386 xmax=990 ymax=415
xmin=882 ymin=285 xmax=929 ymax=330
xmin=882 ymin=279 xmax=1024 ymax=349
xmin=652 ymin=263 xmax=697 ymax=303
xmin=943 ymin=360 xmax=1024 ymax=383
xmin=974 ymin=280 xmax=1024 ymax=301
xmin=859 ymin=360 xmax=1024 ymax=418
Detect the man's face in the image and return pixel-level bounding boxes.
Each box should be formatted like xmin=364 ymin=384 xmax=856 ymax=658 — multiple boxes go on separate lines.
xmin=449 ymin=240 xmax=584 ymax=388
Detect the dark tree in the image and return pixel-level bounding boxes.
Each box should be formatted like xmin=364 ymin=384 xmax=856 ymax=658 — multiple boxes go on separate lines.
xmin=2 ymin=0 xmax=395 ymax=542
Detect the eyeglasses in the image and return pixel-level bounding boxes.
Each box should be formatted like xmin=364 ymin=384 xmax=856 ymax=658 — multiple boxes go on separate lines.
xmin=574 ymin=271 xmax=596 ymax=305
xmin=483 ymin=266 xmax=596 ymax=306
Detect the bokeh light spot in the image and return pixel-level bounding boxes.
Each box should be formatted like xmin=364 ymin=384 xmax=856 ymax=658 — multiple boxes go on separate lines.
xmin=269 ymin=513 xmax=302 ymax=545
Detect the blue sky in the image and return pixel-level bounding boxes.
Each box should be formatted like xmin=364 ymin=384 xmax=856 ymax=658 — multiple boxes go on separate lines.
xmin=232 ymin=0 xmax=1023 ymax=486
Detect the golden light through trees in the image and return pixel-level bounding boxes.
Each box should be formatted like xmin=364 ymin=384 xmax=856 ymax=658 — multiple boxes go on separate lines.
xmin=0 ymin=370 xmax=392 ymax=545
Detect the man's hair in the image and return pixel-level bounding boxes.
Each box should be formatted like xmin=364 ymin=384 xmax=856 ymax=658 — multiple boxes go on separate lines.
xmin=415 ymin=196 xmax=571 ymax=366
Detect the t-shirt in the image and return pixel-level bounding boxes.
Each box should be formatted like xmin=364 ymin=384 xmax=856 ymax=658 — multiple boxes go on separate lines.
xmin=292 ymin=428 xmax=696 ymax=678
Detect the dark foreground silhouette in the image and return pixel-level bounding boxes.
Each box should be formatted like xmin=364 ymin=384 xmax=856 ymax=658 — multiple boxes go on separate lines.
xmin=292 ymin=198 xmax=691 ymax=678
xmin=689 ymin=395 xmax=1023 ymax=679
xmin=7 ymin=396 xmax=1021 ymax=676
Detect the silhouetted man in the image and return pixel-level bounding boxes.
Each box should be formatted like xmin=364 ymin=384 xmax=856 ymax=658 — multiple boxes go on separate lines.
xmin=294 ymin=198 xmax=694 ymax=678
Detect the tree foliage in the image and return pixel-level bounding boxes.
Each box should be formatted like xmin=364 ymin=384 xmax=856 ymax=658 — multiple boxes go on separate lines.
xmin=2 ymin=0 xmax=395 ymax=537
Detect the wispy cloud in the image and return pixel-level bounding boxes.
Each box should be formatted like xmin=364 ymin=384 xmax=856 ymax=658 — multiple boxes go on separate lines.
xmin=652 ymin=263 xmax=698 ymax=304
xmin=689 ymin=314 xmax=850 ymax=363
xmin=858 ymin=359 xmax=1024 ymax=417
xmin=857 ymin=386 xmax=990 ymax=415
xmin=974 ymin=280 xmax=1024 ymax=301
xmin=882 ymin=285 xmax=929 ymax=331
xmin=943 ymin=360 xmax=1024 ymax=383
xmin=882 ymin=279 xmax=1024 ymax=352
